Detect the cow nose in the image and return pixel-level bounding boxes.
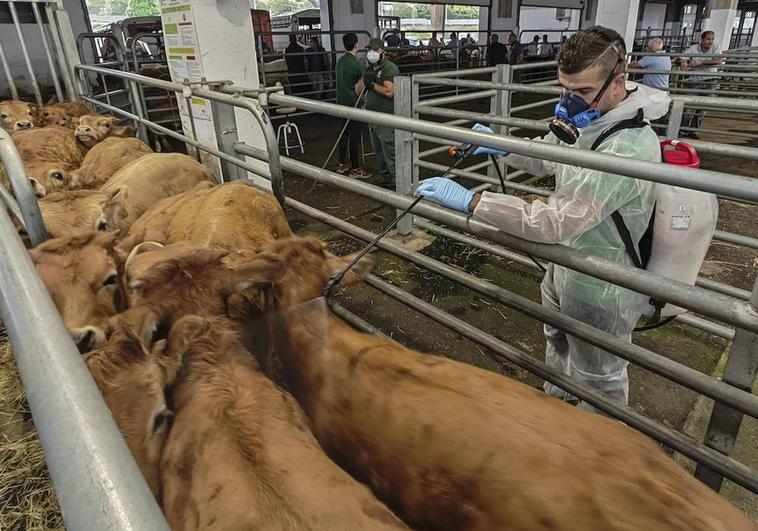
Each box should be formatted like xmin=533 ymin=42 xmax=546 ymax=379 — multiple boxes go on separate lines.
xmin=15 ymin=121 xmax=32 ymax=130
xmin=72 ymin=328 xmax=96 ymax=353
xmin=77 ymin=125 xmax=92 ymax=134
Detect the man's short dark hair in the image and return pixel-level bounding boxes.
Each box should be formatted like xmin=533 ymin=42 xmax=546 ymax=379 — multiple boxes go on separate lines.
xmin=701 ymin=30 xmax=715 ymax=40
xmin=343 ymin=32 xmax=358 ymax=50
xmin=490 ymin=34 xmax=499 ymax=42
xmin=556 ymin=26 xmax=626 ymax=76
xmin=289 ymin=34 xmax=297 ymax=44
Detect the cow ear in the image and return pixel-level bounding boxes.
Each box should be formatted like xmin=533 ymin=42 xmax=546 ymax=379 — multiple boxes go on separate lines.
xmin=327 ymin=252 xmax=376 ymax=286
xmin=112 ymin=125 xmax=134 ymax=137
xmin=165 ymin=315 xmax=209 ymax=363
xmin=95 ymin=230 xmax=120 ymax=251
xmin=133 ymin=307 xmax=160 ymax=348
xmin=230 ymin=252 xmax=285 ymax=292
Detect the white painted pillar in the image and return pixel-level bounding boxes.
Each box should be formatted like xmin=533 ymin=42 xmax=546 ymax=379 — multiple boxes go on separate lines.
xmin=594 ymin=0 xmax=642 ymax=51
xmin=159 ymin=0 xmax=268 ymax=187
xmin=752 ymin=25 xmax=758 ymax=48
xmin=702 ymin=0 xmax=738 ymax=51
xmin=320 ymin=0 xmax=377 ymax=51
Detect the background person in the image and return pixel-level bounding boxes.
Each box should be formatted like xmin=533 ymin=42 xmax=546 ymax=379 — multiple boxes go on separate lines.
xmin=537 ymin=34 xmax=552 ymax=56
xmin=284 ymin=34 xmax=309 ymax=95
xmin=417 ymin=27 xmax=670 ymax=413
xmin=508 ymin=33 xmax=524 ymax=65
xmin=528 ymin=35 xmax=540 ymax=56
xmin=679 ymin=30 xmax=724 ymax=137
xmin=306 ymin=36 xmax=331 ymax=100
xmin=629 ymin=37 xmax=671 ymax=90
xmin=335 ymin=33 xmax=371 ymax=179
xmin=486 ymin=34 xmax=508 ymax=66
xmin=364 ymin=38 xmax=400 ymax=188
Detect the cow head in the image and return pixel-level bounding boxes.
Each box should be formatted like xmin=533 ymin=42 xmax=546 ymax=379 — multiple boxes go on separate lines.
xmin=75 ymin=115 xmax=133 ymax=148
xmin=0 ymin=100 xmax=39 ymax=131
xmin=29 ymin=231 xmax=125 ymax=352
xmin=84 ymin=308 xmax=182 ymax=502
xmin=236 ymin=236 xmax=376 ymax=311
xmin=40 ymin=106 xmax=76 ymax=128
xmin=36 ymin=190 xmax=113 ymax=238
xmin=24 ymin=161 xmax=73 ymax=197
xmin=124 ymin=245 xmax=235 ymax=316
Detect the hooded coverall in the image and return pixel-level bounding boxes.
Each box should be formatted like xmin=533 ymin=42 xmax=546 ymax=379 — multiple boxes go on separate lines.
xmin=473 ymin=83 xmax=671 ymax=410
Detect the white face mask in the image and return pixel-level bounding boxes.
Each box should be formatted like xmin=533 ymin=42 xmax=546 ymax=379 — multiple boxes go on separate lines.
xmin=367 ymin=50 xmax=381 ymax=64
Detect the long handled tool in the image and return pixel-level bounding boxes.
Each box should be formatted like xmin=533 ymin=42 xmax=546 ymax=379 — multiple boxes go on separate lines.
xmin=321 ymin=85 xmax=369 ymax=170
xmin=323 ymin=145 xmax=475 ymax=297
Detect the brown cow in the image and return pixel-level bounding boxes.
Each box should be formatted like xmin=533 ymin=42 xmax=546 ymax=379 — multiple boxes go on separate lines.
xmin=161 ymin=314 xmax=408 ymax=531
xmin=68 ymin=137 xmax=153 ymax=190
xmin=116 ymin=180 xmax=291 ymax=265
xmin=7 ymin=126 xmax=86 ymax=195
xmin=83 ymin=309 xmax=179 ymax=502
xmin=37 ymin=189 xmax=114 ymax=238
xmin=29 ymin=231 xmax=125 ymax=352
xmin=0 ymin=100 xmax=39 ymax=131
xmin=75 ymin=114 xmax=134 ymax=148
xmin=39 ymin=101 xmax=90 ymax=128
xmin=238 ymin=235 xmax=757 ymax=531
xmin=99 ymin=153 xmax=216 ymax=233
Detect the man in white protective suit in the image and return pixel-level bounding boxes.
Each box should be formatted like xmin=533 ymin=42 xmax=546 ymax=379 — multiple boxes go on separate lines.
xmin=417 ymin=26 xmax=671 ymax=412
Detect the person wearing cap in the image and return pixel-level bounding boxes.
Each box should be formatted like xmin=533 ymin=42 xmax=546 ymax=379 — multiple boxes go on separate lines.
xmin=364 ymin=38 xmax=400 ymax=188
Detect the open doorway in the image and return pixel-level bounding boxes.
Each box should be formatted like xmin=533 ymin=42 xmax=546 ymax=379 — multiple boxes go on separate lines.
xmin=377 ymin=2 xmax=481 ymax=45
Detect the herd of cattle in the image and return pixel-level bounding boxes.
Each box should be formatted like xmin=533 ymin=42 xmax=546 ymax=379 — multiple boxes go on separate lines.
xmin=1 ymin=98 xmax=756 ymax=530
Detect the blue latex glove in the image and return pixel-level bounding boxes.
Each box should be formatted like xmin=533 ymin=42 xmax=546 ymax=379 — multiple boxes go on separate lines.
xmin=471 ymin=122 xmax=508 ymax=157
xmin=417 ymin=177 xmax=475 ymax=214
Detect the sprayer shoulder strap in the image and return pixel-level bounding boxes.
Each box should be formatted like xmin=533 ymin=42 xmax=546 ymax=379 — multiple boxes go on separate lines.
xmin=590 ymin=108 xmax=651 ymax=269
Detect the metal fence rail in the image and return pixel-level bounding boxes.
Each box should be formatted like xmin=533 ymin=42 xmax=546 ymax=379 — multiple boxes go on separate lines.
xmin=0 ymin=0 xmax=78 ymax=103
xmin=0 ymin=136 xmax=169 ymax=530
xmin=2 ymin=47 xmax=757 ymax=528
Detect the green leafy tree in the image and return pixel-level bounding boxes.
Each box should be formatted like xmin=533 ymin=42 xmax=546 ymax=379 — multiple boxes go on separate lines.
xmin=447 ymin=5 xmax=478 ymax=19
xmin=256 ymin=0 xmax=318 ymax=16
xmin=126 ymin=0 xmax=159 ymax=16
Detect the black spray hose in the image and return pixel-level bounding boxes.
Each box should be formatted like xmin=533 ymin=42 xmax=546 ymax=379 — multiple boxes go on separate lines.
xmin=323 ymin=145 xmax=476 ymax=298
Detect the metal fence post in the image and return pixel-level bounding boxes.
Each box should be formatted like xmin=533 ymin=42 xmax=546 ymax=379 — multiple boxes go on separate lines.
xmin=411 ymin=77 xmax=421 ymax=192
xmin=488 ymin=64 xmax=510 ymax=191
xmin=667 ymin=99 xmax=685 ymax=139
xmin=394 ymin=76 xmax=414 ymax=239
xmin=0 ymin=128 xmax=48 ymax=246
xmin=0 ymin=205 xmax=169 ymax=531
xmin=694 ymin=276 xmax=758 ymax=491
xmin=210 ymin=98 xmax=244 ymax=181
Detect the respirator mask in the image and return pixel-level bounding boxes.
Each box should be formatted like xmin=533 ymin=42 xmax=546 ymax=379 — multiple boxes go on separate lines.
xmin=549 ymin=46 xmax=624 ymax=145
xmin=367 ymin=50 xmax=382 ymax=65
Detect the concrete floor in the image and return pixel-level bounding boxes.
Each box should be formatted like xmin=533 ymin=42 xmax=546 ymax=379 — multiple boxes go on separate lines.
xmin=275 ymin=99 xmax=758 ymax=519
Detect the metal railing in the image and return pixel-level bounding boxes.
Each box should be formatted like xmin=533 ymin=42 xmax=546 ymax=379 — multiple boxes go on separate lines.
xmin=49 ymin=66 xmax=758 ymax=496
xmin=0 ymin=0 xmax=79 ymax=103
xmin=2 ymin=36 xmax=758 ymax=529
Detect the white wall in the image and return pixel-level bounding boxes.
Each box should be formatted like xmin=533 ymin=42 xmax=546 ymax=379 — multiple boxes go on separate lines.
xmin=519 ymin=6 xmax=580 ymax=42
xmin=320 ymin=0 xmax=377 ymax=52
xmin=478 ymin=7 xmax=517 ymax=39
xmin=0 ymin=0 xmax=89 ymax=100
xmin=594 ymin=0 xmax=641 ymax=50
xmin=640 ymin=2 xmax=667 ymax=32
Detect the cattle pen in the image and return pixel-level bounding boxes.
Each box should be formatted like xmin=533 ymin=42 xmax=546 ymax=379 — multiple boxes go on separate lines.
xmin=2 ymin=0 xmax=758 ymax=528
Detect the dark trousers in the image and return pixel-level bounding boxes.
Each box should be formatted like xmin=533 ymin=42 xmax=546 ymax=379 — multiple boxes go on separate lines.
xmin=338 ymin=119 xmax=362 ymax=168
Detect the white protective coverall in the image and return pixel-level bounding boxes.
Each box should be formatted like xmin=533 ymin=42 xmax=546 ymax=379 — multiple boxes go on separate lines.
xmin=472 ymin=82 xmax=671 ymax=410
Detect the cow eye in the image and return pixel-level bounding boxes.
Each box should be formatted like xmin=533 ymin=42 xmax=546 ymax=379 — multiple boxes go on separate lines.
xmin=43 ymin=111 xmax=51 ymax=117
xmin=103 ymin=121 xmax=111 ymax=128
xmin=51 ymin=172 xmax=64 ymax=181
xmin=103 ymin=274 xmax=118 ymax=287
xmin=0 ymin=113 xmax=7 ymax=119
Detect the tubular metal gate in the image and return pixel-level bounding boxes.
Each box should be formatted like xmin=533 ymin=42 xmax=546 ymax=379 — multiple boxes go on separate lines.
xmin=1 ymin=11 xmax=758 ymax=529
xmin=57 ymin=64 xmax=758 ymax=497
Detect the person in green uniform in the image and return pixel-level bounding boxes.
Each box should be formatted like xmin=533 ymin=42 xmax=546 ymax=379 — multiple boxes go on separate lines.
xmin=363 ymin=38 xmax=400 ymax=188
xmin=335 ymin=33 xmax=372 ymax=178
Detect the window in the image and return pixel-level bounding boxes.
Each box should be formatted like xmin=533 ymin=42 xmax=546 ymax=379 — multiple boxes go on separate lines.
xmin=498 ymin=0 xmax=511 ymax=19
xmin=351 ymin=0 xmax=363 ymax=14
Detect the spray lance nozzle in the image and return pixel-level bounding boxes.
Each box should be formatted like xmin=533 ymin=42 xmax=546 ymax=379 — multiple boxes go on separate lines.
xmin=447 ymin=143 xmax=472 ymax=160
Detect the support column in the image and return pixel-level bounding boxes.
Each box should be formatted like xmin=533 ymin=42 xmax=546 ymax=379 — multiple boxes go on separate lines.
xmin=394 ymin=76 xmax=414 ymax=239
xmin=593 ymin=0 xmax=642 ymax=51
xmin=159 ymin=0 xmax=268 ymax=188
xmin=753 ymin=25 xmax=758 ymax=48
xmin=702 ymin=0 xmax=738 ymax=51
xmin=694 ymin=276 xmax=758 ymax=491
